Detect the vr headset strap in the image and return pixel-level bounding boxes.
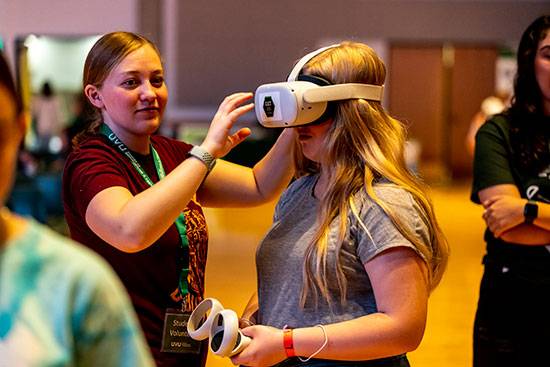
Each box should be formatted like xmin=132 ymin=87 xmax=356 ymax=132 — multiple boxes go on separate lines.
xmin=287 ymin=44 xmax=340 ymax=82
xmin=304 ymin=83 xmax=384 ymax=103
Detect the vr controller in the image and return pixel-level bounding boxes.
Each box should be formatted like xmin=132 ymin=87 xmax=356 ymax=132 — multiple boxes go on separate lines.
xmin=255 ymin=44 xmax=384 ymax=128
xmin=187 ymin=298 xmax=251 ymax=358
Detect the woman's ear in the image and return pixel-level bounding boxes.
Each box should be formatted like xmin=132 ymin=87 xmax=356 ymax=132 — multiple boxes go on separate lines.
xmin=84 ymin=84 xmax=104 ymax=109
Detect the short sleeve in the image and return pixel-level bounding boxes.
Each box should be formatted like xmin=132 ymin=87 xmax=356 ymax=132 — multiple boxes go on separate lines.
xmin=65 ymin=149 xmax=131 ymax=220
xmin=353 ymin=186 xmax=429 ymax=264
xmin=471 ymin=118 xmax=515 ymax=203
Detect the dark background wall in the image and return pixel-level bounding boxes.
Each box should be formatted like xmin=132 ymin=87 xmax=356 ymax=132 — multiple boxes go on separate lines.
xmin=137 ymin=1 xmax=549 ymax=110
xmin=137 ymin=1 xmax=549 ymax=178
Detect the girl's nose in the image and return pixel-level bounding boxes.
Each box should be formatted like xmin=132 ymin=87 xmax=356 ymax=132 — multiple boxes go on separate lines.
xmin=139 ymin=82 xmax=157 ymax=101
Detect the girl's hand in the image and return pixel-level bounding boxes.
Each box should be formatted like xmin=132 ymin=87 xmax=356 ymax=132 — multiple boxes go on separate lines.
xmin=230 ymin=325 xmax=287 ymax=367
xmin=200 ymin=92 xmax=254 ymax=158
xmin=482 ymin=195 xmax=525 ymax=237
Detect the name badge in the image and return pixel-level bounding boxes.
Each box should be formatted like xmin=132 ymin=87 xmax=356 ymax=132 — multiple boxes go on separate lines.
xmin=161 ymin=309 xmax=202 ymax=354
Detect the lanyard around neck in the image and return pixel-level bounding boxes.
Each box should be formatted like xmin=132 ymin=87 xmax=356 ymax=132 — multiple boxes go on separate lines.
xmin=99 ymin=124 xmax=190 ymax=303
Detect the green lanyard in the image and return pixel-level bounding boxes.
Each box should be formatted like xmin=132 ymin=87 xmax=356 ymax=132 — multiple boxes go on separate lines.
xmin=100 ymin=124 xmax=190 ymax=303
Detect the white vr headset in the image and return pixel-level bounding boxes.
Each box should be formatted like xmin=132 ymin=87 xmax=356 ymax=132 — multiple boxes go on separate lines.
xmin=255 ymin=44 xmax=384 ymax=128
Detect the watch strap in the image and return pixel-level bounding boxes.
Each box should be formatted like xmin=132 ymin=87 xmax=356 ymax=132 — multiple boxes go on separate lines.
xmin=524 ymin=199 xmax=538 ymax=224
xmin=188 ymin=146 xmax=216 ymax=172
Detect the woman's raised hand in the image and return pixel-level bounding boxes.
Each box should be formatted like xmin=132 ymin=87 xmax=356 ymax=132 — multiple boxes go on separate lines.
xmin=200 ymin=92 xmax=254 ymax=158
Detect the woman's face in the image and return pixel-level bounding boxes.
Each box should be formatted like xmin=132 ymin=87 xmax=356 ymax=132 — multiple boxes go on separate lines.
xmin=92 ymin=44 xmax=168 ymax=138
xmin=296 ymin=119 xmax=333 ymax=163
xmin=535 ymin=31 xmax=550 ymax=115
xmin=0 ymin=85 xmax=22 ymax=206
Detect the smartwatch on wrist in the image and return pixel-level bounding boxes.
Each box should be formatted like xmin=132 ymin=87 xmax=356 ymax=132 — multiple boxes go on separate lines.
xmin=188 ymin=146 xmax=216 ymax=172
xmin=524 ymin=199 xmax=538 ymax=224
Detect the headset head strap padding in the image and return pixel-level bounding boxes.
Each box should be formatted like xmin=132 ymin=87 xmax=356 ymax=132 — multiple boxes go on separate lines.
xmin=303 ymin=83 xmax=384 ymax=103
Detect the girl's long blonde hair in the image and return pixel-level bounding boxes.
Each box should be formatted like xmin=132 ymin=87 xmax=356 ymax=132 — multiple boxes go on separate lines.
xmin=294 ymin=42 xmax=449 ymax=306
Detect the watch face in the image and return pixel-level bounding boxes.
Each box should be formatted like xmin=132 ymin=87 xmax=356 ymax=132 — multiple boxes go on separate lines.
xmin=524 ymin=201 xmax=538 ymax=223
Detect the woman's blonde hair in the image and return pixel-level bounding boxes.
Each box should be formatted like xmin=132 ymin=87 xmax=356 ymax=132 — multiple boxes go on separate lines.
xmin=295 ymin=41 xmax=449 ymax=306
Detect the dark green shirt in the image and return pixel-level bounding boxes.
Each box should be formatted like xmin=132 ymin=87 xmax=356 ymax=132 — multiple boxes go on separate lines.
xmin=471 ymin=113 xmax=550 ymax=263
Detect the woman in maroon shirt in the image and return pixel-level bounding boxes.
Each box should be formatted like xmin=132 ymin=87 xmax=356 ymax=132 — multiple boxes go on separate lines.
xmin=62 ymin=31 xmax=294 ymax=367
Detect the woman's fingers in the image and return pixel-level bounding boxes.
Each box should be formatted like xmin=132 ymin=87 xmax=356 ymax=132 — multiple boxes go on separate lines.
xmin=231 ymin=128 xmax=252 ymax=143
xmin=226 ymin=128 xmax=252 ymax=150
xmin=204 ymin=92 xmax=254 ymax=157
xmin=217 ymin=92 xmax=253 ymax=116
xmin=228 ymin=103 xmax=255 ymax=121
xmin=211 ymin=97 xmax=253 ymax=132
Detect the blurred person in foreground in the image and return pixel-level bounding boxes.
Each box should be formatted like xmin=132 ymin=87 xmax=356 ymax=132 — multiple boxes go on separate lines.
xmin=0 ymin=51 xmax=154 ymax=366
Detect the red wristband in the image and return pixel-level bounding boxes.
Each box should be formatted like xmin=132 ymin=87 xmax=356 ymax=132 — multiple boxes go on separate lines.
xmin=283 ymin=328 xmax=296 ymax=358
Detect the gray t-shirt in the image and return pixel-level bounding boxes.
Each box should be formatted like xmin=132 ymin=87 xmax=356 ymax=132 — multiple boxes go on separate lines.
xmin=256 ymin=174 xmax=429 ymax=328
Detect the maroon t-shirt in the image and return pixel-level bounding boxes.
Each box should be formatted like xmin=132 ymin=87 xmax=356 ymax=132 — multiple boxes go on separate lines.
xmin=63 ymin=134 xmax=208 ymax=366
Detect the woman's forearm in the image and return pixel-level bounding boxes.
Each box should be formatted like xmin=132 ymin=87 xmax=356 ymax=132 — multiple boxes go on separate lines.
xmin=499 ymin=223 xmax=550 ymax=245
xmin=198 ymin=129 xmax=295 ymax=207
xmin=533 ymin=201 xmax=550 ymax=231
xmin=86 ymin=157 xmax=210 ymax=252
xmin=251 ymin=128 xmax=295 ymax=201
xmin=293 ymin=311 xmax=425 ymax=361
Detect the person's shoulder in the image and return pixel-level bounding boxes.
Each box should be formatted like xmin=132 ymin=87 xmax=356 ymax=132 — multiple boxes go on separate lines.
xmin=25 ymin=220 xmax=119 ymax=282
xmin=479 ymin=113 xmax=511 ymax=134
xmin=355 ymin=182 xmax=412 ymax=206
xmin=284 ymin=175 xmax=316 ymax=196
xmin=65 ymin=135 xmax=122 ymax=170
xmin=352 ymin=183 xmax=416 ymax=220
xmin=474 ymin=113 xmax=513 ymax=148
xmin=373 ymin=183 xmax=412 ymax=203
xmin=68 ymin=135 xmax=115 ymax=158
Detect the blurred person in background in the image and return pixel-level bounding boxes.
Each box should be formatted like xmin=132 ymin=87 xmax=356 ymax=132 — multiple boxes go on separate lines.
xmin=31 ymin=80 xmax=66 ymax=156
xmin=465 ymin=93 xmax=509 ymax=157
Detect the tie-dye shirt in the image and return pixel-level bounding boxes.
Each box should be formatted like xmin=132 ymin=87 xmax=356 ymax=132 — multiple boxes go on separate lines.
xmin=0 ymin=219 xmax=154 ymax=367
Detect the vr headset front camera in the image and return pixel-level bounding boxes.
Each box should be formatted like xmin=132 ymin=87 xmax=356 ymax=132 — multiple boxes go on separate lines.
xmin=255 ymin=44 xmax=384 ymax=128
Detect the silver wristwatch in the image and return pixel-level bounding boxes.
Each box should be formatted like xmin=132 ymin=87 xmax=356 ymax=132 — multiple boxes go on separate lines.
xmin=188 ymin=145 xmax=216 ymax=172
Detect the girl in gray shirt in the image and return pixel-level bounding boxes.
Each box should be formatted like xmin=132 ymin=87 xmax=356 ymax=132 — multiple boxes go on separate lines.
xmin=232 ymin=42 xmax=449 ymax=367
